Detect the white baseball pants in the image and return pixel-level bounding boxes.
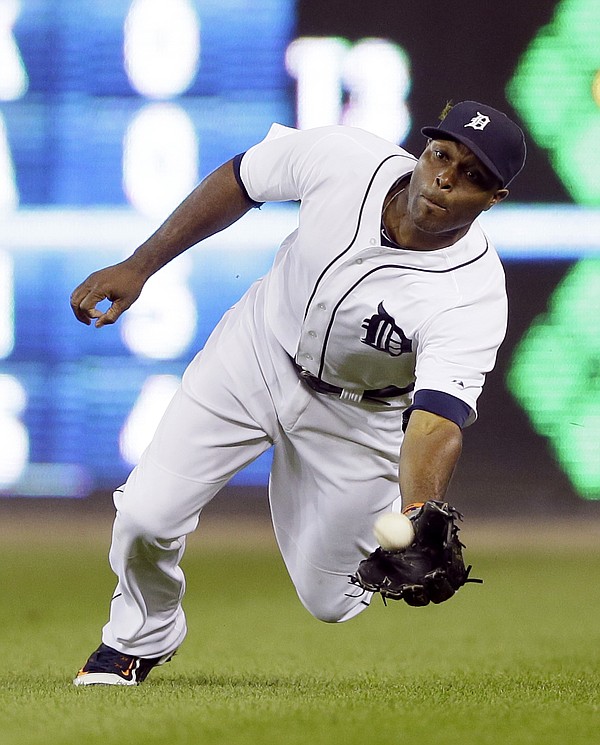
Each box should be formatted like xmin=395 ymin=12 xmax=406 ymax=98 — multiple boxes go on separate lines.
xmin=102 ymin=279 xmax=408 ymax=658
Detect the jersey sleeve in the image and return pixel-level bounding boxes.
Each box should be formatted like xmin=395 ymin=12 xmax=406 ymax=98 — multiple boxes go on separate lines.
xmin=238 ymin=123 xmax=396 ymax=204
xmin=232 ymin=153 xmax=263 ymax=207
xmin=412 ymin=290 xmax=508 ymax=427
xmin=238 ymin=123 xmax=315 ymax=203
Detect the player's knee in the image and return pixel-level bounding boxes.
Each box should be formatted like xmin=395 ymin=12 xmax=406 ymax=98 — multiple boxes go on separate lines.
xmin=114 ymin=497 xmax=182 ymax=543
xmin=297 ymin=586 xmax=370 ymax=624
xmin=113 ymin=484 xmax=195 ymax=539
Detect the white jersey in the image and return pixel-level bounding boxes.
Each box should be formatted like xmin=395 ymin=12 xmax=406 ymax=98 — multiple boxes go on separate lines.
xmin=93 ymin=123 xmax=511 ymax=658
xmin=240 ymin=124 xmax=507 ymax=425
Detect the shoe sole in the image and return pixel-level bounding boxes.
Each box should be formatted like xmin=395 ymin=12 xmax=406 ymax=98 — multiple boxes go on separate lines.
xmin=72 ymin=650 xmax=176 ymax=687
xmin=73 ymin=672 xmax=138 ymax=686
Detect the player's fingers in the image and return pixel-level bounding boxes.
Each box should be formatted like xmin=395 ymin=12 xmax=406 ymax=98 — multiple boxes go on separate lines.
xmin=401 ymin=584 xmax=430 ymax=607
xmin=70 ymin=289 xmax=95 ymax=325
xmin=425 ymin=571 xmax=455 ymax=604
xmin=71 ymin=307 xmax=91 ymax=325
xmin=70 ymin=288 xmax=107 ymax=325
xmin=94 ymin=300 xmax=125 ymax=328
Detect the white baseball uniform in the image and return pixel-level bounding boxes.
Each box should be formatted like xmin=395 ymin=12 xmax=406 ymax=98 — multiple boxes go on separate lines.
xmin=102 ymin=124 xmax=507 ymax=658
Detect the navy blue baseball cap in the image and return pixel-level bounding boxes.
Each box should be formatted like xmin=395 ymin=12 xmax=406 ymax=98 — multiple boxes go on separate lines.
xmin=421 ymin=101 xmax=526 ymax=187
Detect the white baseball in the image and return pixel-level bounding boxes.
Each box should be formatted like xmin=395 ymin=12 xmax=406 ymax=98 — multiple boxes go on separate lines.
xmin=373 ymin=512 xmax=415 ymax=551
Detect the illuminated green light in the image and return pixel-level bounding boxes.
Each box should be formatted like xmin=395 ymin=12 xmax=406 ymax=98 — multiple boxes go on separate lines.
xmin=555 ymin=0 xmax=600 ymax=59
xmin=558 ymin=400 xmax=600 ymax=498
xmin=507 ymin=0 xmax=600 ymax=204
xmin=555 ymin=118 xmax=600 ymax=203
xmin=507 ymin=260 xmax=600 ymax=500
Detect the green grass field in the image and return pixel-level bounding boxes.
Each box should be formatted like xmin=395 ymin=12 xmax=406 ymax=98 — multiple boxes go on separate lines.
xmin=1 ymin=510 xmax=599 ymax=745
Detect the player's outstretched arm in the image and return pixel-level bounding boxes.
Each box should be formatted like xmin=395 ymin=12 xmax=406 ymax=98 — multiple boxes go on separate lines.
xmin=70 ymin=158 xmax=255 ymax=327
xmin=348 ymin=410 xmax=474 ymax=606
xmin=399 ymin=409 xmax=463 ymax=504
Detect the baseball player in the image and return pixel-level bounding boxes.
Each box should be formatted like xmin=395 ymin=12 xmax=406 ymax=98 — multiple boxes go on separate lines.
xmin=70 ymin=101 xmax=526 ymax=685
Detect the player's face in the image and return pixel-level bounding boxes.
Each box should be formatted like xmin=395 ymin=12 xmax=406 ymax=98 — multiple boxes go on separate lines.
xmin=407 ymin=139 xmax=508 ymax=238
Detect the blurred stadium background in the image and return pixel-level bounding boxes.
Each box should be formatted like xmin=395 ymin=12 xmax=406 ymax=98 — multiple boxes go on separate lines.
xmin=1 ymin=0 xmax=599 ymax=523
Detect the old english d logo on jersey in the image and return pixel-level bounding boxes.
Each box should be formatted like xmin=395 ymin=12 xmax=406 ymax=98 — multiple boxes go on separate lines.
xmin=361 ymin=302 xmax=412 ymax=357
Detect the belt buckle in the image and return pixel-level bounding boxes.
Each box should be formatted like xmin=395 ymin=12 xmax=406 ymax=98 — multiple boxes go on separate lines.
xmin=340 ymin=388 xmax=364 ymax=403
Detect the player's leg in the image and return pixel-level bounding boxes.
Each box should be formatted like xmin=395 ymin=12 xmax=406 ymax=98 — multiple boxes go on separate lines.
xmin=88 ymin=283 xmax=281 ymax=664
xmin=101 ymin=377 xmax=274 ymax=661
xmin=75 ymin=381 xmax=276 ymax=683
xmin=268 ymin=389 xmax=407 ymax=623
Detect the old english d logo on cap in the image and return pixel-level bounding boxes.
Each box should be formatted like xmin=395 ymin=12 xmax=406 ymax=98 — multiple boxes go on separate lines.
xmin=464 ymin=112 xmax=491 ymax=131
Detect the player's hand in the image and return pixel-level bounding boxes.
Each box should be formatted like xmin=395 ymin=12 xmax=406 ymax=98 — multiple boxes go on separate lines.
xmin=349 ymin=500 xmax=482 ymax=606
xmin=70 ymin=261 xmax=148 ymax=327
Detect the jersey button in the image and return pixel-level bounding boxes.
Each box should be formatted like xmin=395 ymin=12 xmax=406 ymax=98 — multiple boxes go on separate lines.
xmin=304 ymin=353 xmax=313 ymax=361
xmin=369 ymin=238 xmax=376 ymax=245
xmin=308 ymin=330 xmax=317 ymax=338
xmin=318 ymin=303 xmax=326 ymax=310
xmin=356 ymin=258 xmax=363 ymax=265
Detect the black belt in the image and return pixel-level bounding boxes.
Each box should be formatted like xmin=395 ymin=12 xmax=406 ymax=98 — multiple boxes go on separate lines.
xmin=292 ymin=360 xmax=414 ymax=403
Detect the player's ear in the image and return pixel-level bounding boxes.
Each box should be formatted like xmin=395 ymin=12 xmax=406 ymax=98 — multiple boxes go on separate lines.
xmin=484 ymin=188 xmax=509 ymax=211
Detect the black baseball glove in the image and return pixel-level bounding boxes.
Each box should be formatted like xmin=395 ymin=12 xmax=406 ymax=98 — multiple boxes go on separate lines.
xmin=349 ymin=500 xmax=482 ymax=606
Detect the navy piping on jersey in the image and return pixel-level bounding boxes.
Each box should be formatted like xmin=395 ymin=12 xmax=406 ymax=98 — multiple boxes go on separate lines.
xmin=235 ymin=145 xmax=484 ymax=411
xmin=315 ymin=245 xmax=489 ymax=380
xmin=381 ymin=230 xmax=403 ymax=250
xmin=402 ymin=389 xmax=473 ymax=431
xmin=232 ymin=153 xmax=263 ymax=208
xmin=302 ymin=153 xmax=414 ymax=323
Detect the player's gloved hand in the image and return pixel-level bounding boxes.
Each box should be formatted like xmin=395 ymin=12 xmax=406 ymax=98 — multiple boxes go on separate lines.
xmin=349 ymin=500 xmax=482 ymax=606
xmin=70 ymin=258 xmax=149 ymax=327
